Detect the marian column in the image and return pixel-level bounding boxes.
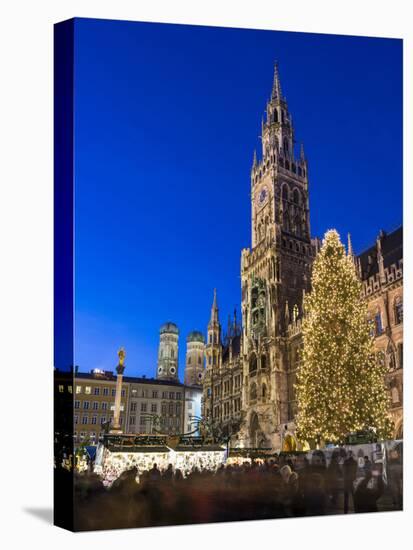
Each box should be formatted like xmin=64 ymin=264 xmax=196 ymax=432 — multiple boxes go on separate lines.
xmin=111 ymin=347 xmax=126 ymax=433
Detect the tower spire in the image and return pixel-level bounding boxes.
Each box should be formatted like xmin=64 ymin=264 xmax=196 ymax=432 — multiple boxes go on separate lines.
xmin=210 ymin=288 xmax=219 ymax=324
xmin=347 ymin=232 xmax=354 ymax=257
xmin=271 ymin=61 xmax=282 ymax=101
xmin=300 ymin=142 xmax=305 ymax=161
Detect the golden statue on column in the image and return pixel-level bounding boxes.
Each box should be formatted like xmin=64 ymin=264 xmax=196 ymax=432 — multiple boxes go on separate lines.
xmin=110 ymin=347 xmax=126 ymax=433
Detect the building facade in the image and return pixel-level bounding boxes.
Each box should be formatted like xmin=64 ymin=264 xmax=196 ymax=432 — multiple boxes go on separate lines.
xmin=202 ymin=292 xmax=243 ymax=440
xmin=202 ymin=64 xmax=403 ymax=448
xmin=358 ymin=227 xmax=403 ymax=438
xmin=69 ymin=321 xmax=204 ymax=445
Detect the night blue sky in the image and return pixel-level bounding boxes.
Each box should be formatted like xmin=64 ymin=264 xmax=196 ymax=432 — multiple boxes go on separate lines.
xmin=73 ymin=18 xmax=402 ymax=378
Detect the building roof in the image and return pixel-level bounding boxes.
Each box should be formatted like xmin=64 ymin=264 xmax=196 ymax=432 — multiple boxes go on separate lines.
xmin=160 ymin=321 xmax=179 ymax=335
xmin=186 ymin=330 xmax=205 ymax=343
xmin=222 ymin=334 xmax=241 ymax=364
xmin=75 ymin=370 xmax=185 ymax=387
xmin=357 ymin=226 xmax=402 ymax=280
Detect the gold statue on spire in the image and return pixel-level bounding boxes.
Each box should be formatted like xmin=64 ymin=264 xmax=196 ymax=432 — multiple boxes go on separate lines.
xmin=118 ymin=347 xmax=126 ymax=366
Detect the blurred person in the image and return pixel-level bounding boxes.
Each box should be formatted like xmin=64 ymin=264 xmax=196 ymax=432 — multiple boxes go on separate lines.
xmin=343 ymin=450 xmax=358 ymax=513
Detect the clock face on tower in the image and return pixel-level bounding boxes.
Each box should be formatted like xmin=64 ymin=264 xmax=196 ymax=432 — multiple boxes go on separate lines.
xmin=257 ymin=186 xmax=268 ymax=207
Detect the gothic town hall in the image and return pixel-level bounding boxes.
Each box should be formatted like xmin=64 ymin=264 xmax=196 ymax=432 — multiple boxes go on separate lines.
xmin=201 ymin=64 xmax=403 ymax=449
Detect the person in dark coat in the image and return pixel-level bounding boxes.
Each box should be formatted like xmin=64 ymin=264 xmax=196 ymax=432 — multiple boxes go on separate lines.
xmin=343 ymin=450 xmax=358 ymax=513
xmin=353 ymin=470 xmax=384 ymax=513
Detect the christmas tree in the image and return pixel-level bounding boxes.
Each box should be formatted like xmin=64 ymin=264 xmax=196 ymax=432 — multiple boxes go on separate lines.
xmin=295 ymin=229 xmax=393 ymax=445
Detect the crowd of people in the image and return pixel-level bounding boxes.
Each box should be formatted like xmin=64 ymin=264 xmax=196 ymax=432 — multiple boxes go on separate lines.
xmin=70 ymin=448 xmax=402 ymax=531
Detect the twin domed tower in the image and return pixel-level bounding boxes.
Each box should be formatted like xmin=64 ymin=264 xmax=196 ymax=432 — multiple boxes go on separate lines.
xmin=156 ymin=322 xmax=205 ymax=386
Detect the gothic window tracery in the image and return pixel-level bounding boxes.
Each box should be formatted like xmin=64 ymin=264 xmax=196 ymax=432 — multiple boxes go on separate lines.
xmin=293 ymin=188 xmax=300 ymax=205
xmin=374 ymin=310 xmax=383 ymax=336
xmin=394 ymin=297 xmax=403 ymax=324
xmin=249 ymin=354 xmax=257 ymax=373
xmin=249 ymin=382 xmax=257 ymax=401
xmin=262 ymin=384 xmax=267 ymax=401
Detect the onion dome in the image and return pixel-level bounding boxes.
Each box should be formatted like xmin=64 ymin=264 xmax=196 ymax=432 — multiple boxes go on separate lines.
xmin=186 ymin=330 xmax=205 ymax=343
xmin=160 ymin=322 xmax=179 ymax=335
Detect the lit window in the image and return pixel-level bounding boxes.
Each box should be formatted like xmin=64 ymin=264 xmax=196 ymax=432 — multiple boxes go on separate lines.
xmin=68 ymin=386 xmax=73 ymax=394
xmin=76 ymin=386 xmax=82 ymax=394
xmin=58 ymin=385 xmax=64 ymax=393
xmin=85 ymin=386 xmax=91 ymax=394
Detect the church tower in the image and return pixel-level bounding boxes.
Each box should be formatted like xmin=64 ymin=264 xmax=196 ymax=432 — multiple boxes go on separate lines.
xmin=184 ymin=331 xmax=205 ymax=386
xmin=201 ymin=289 xmax=223 ymax=422
xmin=240 ymin=63 xmax=314 ymax=448
xmin=205 ymin=289 xmax=222 ymax=371
xmin=157 ymin=322 xmax=179 ymax=381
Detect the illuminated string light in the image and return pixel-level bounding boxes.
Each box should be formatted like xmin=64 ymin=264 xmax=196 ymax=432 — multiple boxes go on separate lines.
xmin=295 ymin=229 xmax=393 ymax=445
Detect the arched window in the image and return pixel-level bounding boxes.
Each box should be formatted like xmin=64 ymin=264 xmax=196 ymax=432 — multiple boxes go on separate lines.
xmin=283 ymin=138 xmax=289 ymax=154
xmin=293 ymin=304 xmax=299 ymax=322
xmin=282 ymin=184 xmax=289 ymax=201
xmin=293 ymin=188 xmax=300 ymax=205
xmin=249 ymin=354 xmax=257 ymax=373
xmin=262 ymin=384 xmax=267 ymax=401
xmin=249 ymin=383 xmax=257 ymax=401
xmin=273 ymin=109 xmax=278 ymax=123
xmin=394 ymin=298 xmax=403 ymax=324
xmin=374 ymin=310 xmax=383 ymax=336
xmin=261 ymin=355 xmax=267 ymax=370
xmin=188 ymin=356 xmax=191 ymax=364
xmin=391 ymin=386 xmax=399 ymax=404
xmin=283 ymin=213 xmax=290 ymax=232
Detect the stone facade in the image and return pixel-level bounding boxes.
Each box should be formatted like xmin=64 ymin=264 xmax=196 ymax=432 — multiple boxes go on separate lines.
xmin=202 ymin=292 xmax=243 ymax=441
xmin=357 ymin=227 xmax=403 ymax=438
